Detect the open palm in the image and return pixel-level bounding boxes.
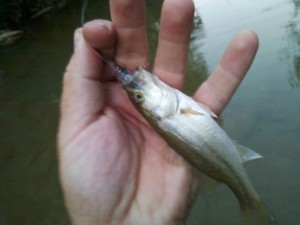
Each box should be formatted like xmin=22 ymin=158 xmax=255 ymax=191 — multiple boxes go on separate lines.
xmin=58 ymin=0 xmax=259 ymax=225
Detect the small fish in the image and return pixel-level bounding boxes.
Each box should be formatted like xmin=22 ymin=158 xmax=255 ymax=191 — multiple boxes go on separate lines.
xmin=93 ymin=49 xmax=277 ymax=225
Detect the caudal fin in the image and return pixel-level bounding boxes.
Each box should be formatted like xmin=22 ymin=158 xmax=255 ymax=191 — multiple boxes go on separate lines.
xmin=241 ymin=200 xmax=278 ymax=225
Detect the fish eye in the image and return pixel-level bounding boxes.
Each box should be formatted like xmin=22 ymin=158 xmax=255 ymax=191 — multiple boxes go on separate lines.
xmin=134 ymin=92 xmax=144 ymax=103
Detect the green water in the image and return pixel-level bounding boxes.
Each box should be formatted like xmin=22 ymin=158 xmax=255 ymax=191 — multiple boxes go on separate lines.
xmin=0 ymin=0 xmax=299 ymax=224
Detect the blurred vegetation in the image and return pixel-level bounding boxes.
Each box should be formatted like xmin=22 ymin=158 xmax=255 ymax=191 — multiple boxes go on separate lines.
xmin=0 ymin=0 xmax=67 ymax=30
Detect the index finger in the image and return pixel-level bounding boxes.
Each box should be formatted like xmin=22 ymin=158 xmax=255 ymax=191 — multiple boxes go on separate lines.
xmin=109 ymin=0 xmax=148 ymax=69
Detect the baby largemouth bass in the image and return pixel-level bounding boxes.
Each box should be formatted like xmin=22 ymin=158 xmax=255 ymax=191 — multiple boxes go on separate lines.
xmin=96 ymin=50 xmax=277 ymax=225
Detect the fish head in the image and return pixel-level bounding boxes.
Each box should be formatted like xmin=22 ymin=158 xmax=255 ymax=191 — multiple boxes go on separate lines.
xmin=123 ymin=67 xmax=178 ymax=120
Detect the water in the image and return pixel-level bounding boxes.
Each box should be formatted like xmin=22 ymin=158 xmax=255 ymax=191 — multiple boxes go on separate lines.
xmin=0 ymin=0 xmax=299 ymax=224
xmin=188 ymin=1 xmax=300 ymax=224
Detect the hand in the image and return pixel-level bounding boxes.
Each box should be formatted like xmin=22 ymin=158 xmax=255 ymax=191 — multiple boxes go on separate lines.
xmin=58 ymin=0 xmax=259 ymax=225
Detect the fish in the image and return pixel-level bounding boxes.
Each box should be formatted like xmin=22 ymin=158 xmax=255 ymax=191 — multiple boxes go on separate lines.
xmin=93 ymin=48 xmax=277 ymax=225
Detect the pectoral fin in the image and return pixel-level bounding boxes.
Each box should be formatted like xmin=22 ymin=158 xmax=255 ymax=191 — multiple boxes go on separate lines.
xmin=180 ymin=108 xmax=205 ymax=116
xmin=233 ymin=142 xmax=263 ymax=163
xmin=197 ymin=102 xmax=218 ymax=118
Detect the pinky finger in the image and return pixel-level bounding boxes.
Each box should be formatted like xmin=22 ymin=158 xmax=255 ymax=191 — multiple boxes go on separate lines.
xmin=194 ymin=30 xmax=259 ymax=115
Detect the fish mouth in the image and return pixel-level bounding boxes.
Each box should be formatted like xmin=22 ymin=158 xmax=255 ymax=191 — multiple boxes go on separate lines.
xmin=114 ymin=66 xmax=135 ymax=85
xmin=120 ymin=68 xmax=147 ymax=89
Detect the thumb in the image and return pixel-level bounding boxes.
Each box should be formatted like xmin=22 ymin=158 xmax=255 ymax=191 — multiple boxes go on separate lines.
xmin=59 ymin=28 xmax=105 ymax=148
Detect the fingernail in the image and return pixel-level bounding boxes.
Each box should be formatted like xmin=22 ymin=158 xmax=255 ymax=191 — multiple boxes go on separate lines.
xmin=83 ymin=19 xmax=113 ymax=34
xmin=74 ymin=28 xmax=83 ymax=52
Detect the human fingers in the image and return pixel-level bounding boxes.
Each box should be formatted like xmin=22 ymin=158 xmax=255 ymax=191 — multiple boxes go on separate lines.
xmin=83 ymin=19 xmax=116 ymax=81
xmin=109 ymin=0 xmax=148 ymax=69
xmin=59 ymin=26 xmax=116 ymax=147
xmin=194 ymin=30 xmax=259 ymax=115
xmin=153 ymin=0 xmax=194 ymax=89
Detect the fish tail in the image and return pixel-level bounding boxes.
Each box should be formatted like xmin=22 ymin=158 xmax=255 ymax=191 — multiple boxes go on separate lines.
xmin=241 ymin=200 xmax=278 ymax=225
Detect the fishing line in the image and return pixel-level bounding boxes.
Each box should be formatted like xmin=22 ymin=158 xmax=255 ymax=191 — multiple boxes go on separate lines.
xmin=81 ymin=0 xmax=90 ymax=25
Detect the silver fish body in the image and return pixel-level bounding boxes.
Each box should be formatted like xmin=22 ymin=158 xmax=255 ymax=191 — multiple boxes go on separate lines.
xmin=93 ymin=49 xmax=277 ymax=224
xmin=121 ymin=68 xmax=276 ymax=225
xmin=125 ymin=69 xmax=258 ymax=198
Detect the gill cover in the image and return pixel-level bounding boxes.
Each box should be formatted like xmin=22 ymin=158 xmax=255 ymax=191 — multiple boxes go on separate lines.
xmin=124 ymin=68 xmax=179 ymax=120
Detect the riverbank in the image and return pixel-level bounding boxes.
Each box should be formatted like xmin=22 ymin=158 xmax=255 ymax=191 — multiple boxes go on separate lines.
xmin=0 ymin=0 xmax=68 ymax=46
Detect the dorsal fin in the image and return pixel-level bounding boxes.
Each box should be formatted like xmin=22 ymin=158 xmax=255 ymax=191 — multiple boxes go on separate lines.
xmin=233 ymin=142 xmax=263 ymax=163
